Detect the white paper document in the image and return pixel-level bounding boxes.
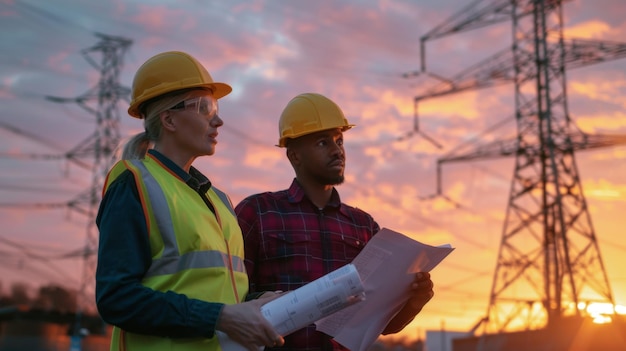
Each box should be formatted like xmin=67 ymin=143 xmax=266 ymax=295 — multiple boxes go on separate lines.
xmin=217 ymin=263 xmax=365 ymax=350
xmin=315 ymin=227 xmax=455 ymax=351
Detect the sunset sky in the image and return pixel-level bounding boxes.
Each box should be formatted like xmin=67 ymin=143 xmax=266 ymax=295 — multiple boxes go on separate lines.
xmin=1 ymin=0 xmax=625 ymax=343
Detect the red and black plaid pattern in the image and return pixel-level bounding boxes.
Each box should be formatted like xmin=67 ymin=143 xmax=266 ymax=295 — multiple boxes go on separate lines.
xmin=235 ymin=179 xmax=380 ymax=351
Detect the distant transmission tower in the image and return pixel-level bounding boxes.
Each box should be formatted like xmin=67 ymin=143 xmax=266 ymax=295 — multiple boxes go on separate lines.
xmin=46 ymin=33 xmax=132 ymax=319
xmin=409 ymin=0 xmax=626 ymax=334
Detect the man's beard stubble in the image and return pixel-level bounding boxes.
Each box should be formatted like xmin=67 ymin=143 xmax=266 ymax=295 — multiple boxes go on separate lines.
xmin=315 ymin=174 xmax=345 ymax=187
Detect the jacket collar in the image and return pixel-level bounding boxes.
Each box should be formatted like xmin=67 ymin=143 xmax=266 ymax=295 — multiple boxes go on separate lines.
xmin=147 ymin=149 xmax=211 ymax=192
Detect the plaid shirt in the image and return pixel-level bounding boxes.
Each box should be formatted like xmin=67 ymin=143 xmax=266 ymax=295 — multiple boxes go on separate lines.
xmin=235 ymin=179 xmax=380 ymax=351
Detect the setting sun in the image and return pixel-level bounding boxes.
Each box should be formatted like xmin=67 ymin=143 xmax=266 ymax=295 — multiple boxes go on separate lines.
xmin=578 ymin=302 xmax=626 ymax=324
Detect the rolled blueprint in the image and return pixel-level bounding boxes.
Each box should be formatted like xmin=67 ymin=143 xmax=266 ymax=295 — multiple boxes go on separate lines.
xmin=216 ymin=263 xmax=364 ymax=350
xmin=260 ymin=263 xmax=365 ymax=336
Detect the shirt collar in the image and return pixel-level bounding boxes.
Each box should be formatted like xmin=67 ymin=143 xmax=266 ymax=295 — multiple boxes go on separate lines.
xmin=287 ymin=178 xmax=344 ymax=212
xmin=147 ymin=149 xmax=212 ymax=192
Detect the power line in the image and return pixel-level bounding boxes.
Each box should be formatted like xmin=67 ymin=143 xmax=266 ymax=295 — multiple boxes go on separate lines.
xmin=0 ymin=182 xmax=80 ymax=194
xmin=0 ymin=235 xmax=80 ymax=285
xmin=14 ymin=0 xmax=93 ymax=34
xmin=0 ymin=119 xmax=67 ymax=151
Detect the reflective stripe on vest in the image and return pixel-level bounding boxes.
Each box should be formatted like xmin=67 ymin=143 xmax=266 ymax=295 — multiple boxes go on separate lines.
xmin=212 ymin=187 xmax=235 ymax=217
xmin=129 ymin=160 xmax=245 ymax=278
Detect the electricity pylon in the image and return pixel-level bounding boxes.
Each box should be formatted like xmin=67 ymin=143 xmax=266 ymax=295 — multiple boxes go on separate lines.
xmin=46 ymin=33 xmax=132 ymax=331
xmin=410 ymin=0 xmax=626 ymax=334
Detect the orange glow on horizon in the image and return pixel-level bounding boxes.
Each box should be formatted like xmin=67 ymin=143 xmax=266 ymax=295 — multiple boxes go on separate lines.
xmin=577 ymin=302 xmax=626 ymax=324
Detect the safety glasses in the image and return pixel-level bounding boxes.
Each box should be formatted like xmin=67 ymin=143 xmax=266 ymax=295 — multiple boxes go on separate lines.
xmin=170 ymin=96 xmax=218 ymax=118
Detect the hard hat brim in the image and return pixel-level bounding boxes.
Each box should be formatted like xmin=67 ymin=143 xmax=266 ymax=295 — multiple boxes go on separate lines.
xmin=277 ymin=124 xmax=355 ymax=147
xmin=128 ymin=81 xmax=232 ymax=119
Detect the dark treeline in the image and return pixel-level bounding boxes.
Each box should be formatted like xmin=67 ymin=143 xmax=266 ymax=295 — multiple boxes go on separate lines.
xmin=0 ymin=282 xmax=77 ymax=313
xmin=0 ymin=282 xmax=109 ymax=335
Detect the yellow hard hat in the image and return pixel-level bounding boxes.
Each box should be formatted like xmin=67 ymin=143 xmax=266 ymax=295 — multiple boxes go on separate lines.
xmin=277 ymin=93 xmax=355 ymax=147
xmin=128 ymin=51 xmax=232 ymax=118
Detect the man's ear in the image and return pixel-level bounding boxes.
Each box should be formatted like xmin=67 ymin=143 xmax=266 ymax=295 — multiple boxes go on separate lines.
xmin=286 ymin=147 xmax=300 ymax=167
xmin=160 ymin=111 xmax=176 ymax=132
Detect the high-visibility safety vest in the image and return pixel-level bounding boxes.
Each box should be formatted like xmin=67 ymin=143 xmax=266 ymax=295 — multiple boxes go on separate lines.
xmin=102 ymin=154 xmax=248 ymax=351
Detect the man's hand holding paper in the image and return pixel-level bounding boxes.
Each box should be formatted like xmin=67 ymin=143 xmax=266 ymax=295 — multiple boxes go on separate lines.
xmin=408 ymin=272 xmax=435 ymax=311
xmin=315 ymin=227 xmax=454 ymax=351
xmin=382 ymin=271 xmax=435 ymax=335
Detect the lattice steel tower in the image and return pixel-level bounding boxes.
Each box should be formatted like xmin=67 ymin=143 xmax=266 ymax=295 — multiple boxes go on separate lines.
xmin=47 ymin=33 xmax=132 ymax=316
xmin=410 ymin=0 xmax=626 ymax=334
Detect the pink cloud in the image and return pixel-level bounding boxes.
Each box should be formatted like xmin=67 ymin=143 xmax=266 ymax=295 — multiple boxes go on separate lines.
xmin=565 ymin=20 xmax=612 ymax=39
xmin=132 ymin=5 xmax=185 ymax=32
xmin=46 ymin=52 xmax=73 ymax=74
